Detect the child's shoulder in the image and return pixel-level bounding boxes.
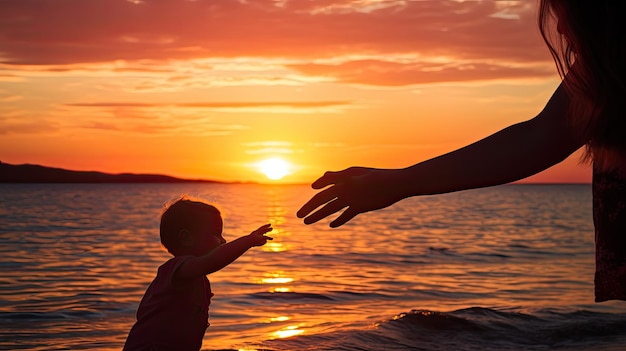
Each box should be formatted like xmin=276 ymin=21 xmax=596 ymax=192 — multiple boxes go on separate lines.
xmin=158 ymin=255 xmax=194 ymax=274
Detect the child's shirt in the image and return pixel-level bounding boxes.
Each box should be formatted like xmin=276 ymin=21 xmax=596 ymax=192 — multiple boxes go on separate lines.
xmin=123 ymin=255 xmax=214 ymax=351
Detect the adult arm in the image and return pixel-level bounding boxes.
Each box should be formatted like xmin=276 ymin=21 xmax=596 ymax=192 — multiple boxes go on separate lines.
xmin=298 ymin=82 xmax=587 ymax=227
xmin=174 ymin=224 xmax=272 ymax=281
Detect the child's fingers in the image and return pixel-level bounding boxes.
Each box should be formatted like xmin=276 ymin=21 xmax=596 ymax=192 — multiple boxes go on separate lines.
xmin=257 ymin=223 xmax=272 ymax=230
xmin=253 ymin=223 xmax=273 ymax=235
xmin=251 ymin=234 xmax=273 ymax=247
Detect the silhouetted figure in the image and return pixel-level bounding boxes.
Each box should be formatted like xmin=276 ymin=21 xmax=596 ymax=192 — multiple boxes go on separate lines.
xmin=124 ymin=195 xmax=272 ymax=351
xmin=298 ymin=0 xmax=626 ymax=302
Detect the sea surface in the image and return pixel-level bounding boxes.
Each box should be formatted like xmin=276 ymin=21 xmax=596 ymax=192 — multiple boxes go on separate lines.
xmin=2 ymin=183 xmax=626 ymax=351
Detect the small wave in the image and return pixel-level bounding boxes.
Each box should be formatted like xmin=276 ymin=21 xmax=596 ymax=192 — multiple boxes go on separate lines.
xmin=469 ymin=251 xmax=511 ymax=259
xmin=0 ymin=311 xmax=70 ymax=321
xmin=249 ymin=291 xmax=334 ymax=301
xmin=0 ymin=309 xmax=106 ymax=323
xmin=382 ymin=307 xmax=626 ymax=350
xmin=332 ymin=290 xmax=395 ymax=300
xmin=257 ymin=307 xmax=626 ymax=351
xmin=384 ymin=309 xmax=484 ymax=332
xmin=427 ymin=246 xmax=452 ymax=254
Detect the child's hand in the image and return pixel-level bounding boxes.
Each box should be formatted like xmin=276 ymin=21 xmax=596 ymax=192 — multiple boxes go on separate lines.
xmin=248 ymin=223 xmax=273 ymax=247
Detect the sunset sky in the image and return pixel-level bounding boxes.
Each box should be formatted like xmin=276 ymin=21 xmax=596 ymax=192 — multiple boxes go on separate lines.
xmin=0 ymin=0 xmax=591 ymax=184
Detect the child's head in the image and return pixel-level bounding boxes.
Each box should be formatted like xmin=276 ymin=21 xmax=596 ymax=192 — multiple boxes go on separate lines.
xmin=160 ymin=195 xmax=225 ymax=256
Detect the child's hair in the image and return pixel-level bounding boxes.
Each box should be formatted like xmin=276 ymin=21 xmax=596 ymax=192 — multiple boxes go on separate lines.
xmin=159 ymin=195 xmax=221 ymax=255
xmin=538 ymin=0 xmax=626 ymax=170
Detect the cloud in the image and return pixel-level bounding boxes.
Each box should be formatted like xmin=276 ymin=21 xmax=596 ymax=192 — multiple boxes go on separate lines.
xmin=0 ymin=0 xmax=552 ymax=87
xmin=66 ymin=100 xmax=352 ymax=109
xmin=74 ymin=114 xmax=247 ymax=136
xmin=244 ymin=141 xmax=293 ymax=147
xmin=57 ymin=100 xmax=352 ymax=136
xmin=289 ymin=59 xmax=554 ymax=86
xmin=64 ymin=100 xmax=353 ymax=116
xmin=245 ymin=147 xmax=294 ymax=155
xmin=0 ymin=94 xmax=22 ymax=102
xmin=244 ymin=141 xmax=294 ymax=155
xmin=1 ymin=0 xmax=544 ymax=65
xmin=0 ymin=73 xmax=25 ymax=82
xmin=309 ymin=142 xmax=348 ymax=148
xmin=0 ymin=116 xmax=59 ymax=135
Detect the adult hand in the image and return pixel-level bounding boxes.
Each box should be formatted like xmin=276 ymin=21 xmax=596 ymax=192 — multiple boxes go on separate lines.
xmin=297 ymin=167 xmax=404 ymax=227
xmin=248 ymin=223 xmax=273 ymax=246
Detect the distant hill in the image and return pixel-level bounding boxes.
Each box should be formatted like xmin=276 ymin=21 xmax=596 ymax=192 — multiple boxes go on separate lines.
xmin=0 ymin=161 xmax=222 ymax=183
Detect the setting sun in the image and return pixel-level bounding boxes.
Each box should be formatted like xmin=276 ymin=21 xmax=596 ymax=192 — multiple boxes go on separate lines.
xmin=257 ymin=157 xmax=291 ymax=181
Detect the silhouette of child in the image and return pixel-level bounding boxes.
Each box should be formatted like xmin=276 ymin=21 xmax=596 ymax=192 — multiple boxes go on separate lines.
xmin=298 ymin=0 xmax=626 ymax=302
xmin=123 ymin=195 xmax=272 ymax=351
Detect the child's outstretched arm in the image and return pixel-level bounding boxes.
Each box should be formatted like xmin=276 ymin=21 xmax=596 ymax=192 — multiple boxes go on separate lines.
xmin=175 ymin=224 xmax=273 ymax=281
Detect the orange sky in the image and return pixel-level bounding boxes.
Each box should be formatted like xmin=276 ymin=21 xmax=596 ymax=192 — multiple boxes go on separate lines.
xmin=0 ymin=0 xmax=591 ymax=184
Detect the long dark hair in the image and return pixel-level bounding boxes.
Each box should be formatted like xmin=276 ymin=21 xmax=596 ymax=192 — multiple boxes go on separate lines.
xmin=538 ymin=0 xmax=626 ymax=170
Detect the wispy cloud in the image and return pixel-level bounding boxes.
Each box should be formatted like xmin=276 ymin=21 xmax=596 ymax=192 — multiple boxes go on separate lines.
xmin=76 ymin=119 xmax=245 ymax=136
xmin=0 ymin=115 xmax=59 ymax=135
xmin=1 ymin=0 xmax=546 ymax=85
xmin=244 ymin=141 xmax=295 ymax=155
xmin=289 ymin=59 xmax=553 ymax=86
xmin=66 ymin=101 xmax=349 ymax=108
xmin=65 ymin=100 xmax=353 ymax=115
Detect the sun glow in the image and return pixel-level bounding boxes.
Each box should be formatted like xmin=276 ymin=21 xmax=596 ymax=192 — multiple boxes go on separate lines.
xmin=257 ymin=157 xmax=291 ymax=180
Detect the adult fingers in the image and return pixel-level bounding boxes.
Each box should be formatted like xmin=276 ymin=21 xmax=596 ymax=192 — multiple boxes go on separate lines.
xmin=311 ymin=170 xmax=344 ymax=190
xmin=311 ymin=167 xmax=366 ymax=190
xmin=302 ymin=198 xmax=348 ymax=225
xmin=297 ymin=185 xmax=340 ymax=218
xmin=329 ymin=207 xmax=359 ymax=228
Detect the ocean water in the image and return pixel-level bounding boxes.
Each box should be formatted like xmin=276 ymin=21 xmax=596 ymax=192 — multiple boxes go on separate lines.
xmin=1 ymin=183 xmax=626 ymax=351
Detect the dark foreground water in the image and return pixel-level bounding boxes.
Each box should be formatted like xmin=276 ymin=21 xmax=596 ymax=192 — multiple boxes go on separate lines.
xmin=1 ymin=183 xmax=625 ymax=350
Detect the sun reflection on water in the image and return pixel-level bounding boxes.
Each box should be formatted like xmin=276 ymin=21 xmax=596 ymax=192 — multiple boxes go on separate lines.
xmin=263 ymin=241 xmax=286 ymax=252
xmin=271 ymin=325 xmax=305 ymax=339
xmin=269 ymin=316 xmax=290 ymax=322
xmin=260 ymin=271 xmax=294 ymax=285
xmin=261 ymin=277 xmax=293 ymax=284
xmin=268 ymin=207 xmax=287 ymax=224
